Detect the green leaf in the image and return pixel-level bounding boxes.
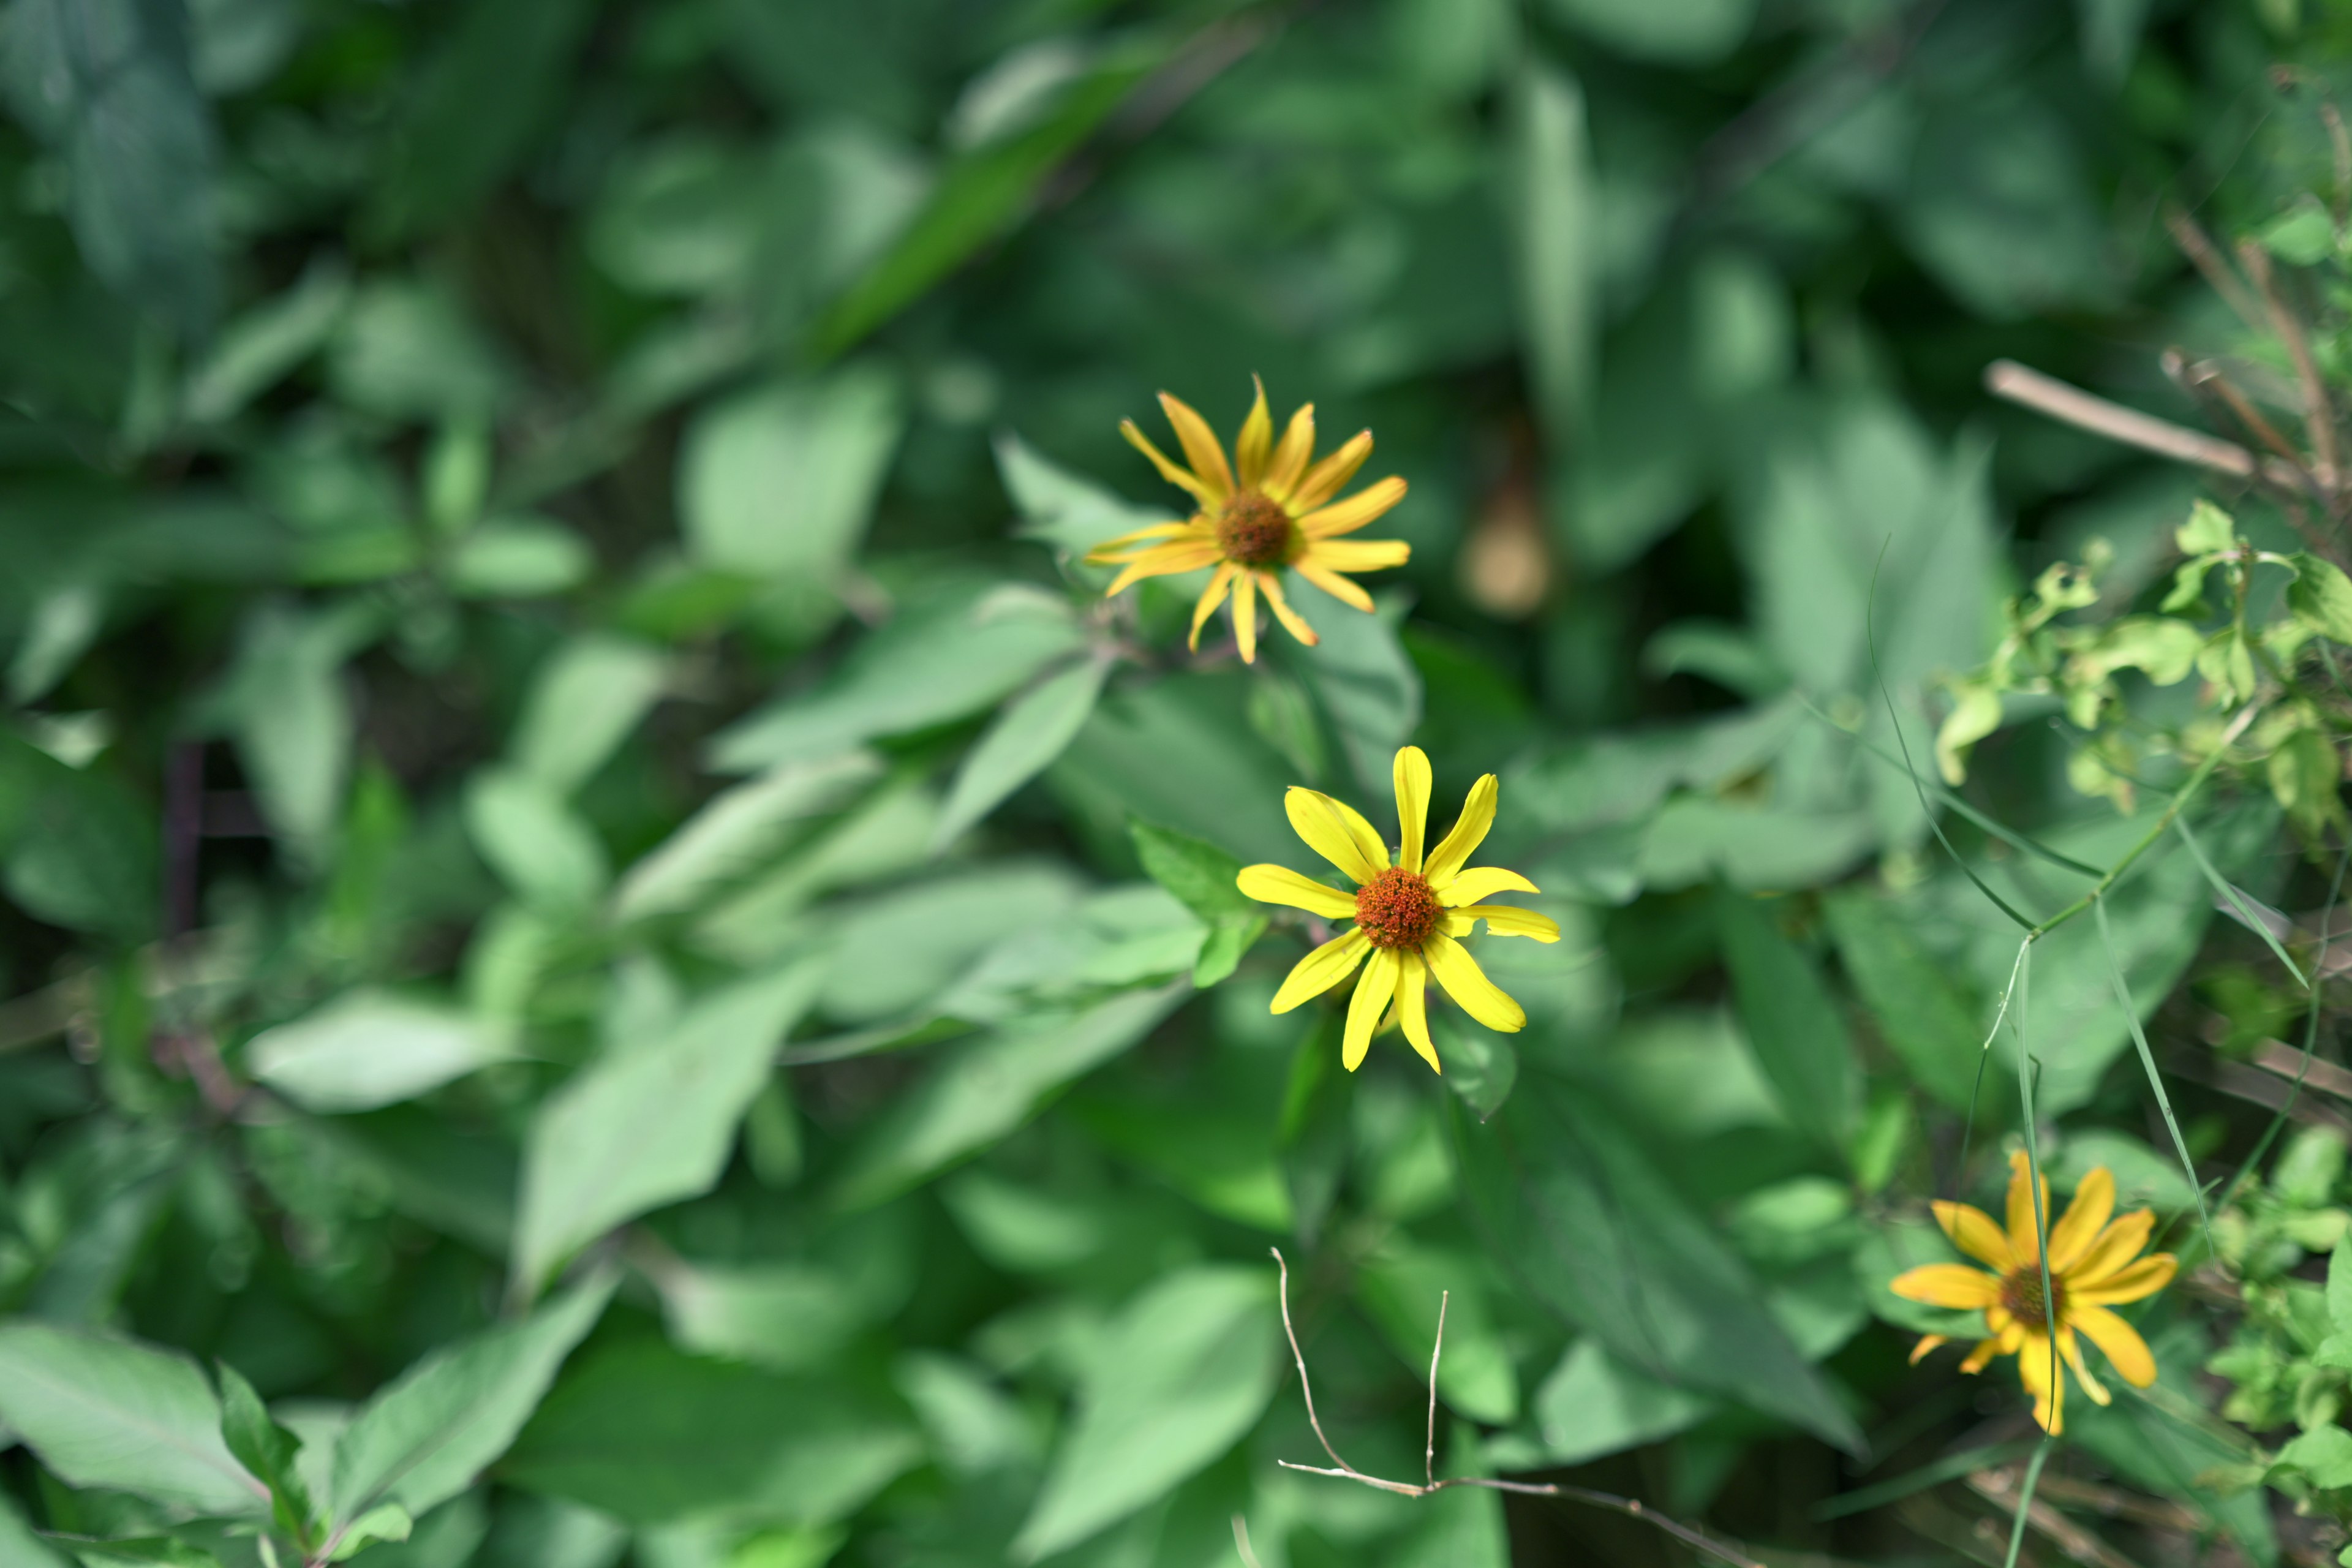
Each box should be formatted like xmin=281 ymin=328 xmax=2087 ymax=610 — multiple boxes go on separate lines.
xmin=1128 ymin=820 xmax=1253 ymax=924
xmin=2260 ymin=199 xmax=2337 ymax=266
xmin=1716 ymin=889 xmax=1860 ymax=1149
xmin=1009 ymin=1267 xmax=1280 ymax=1561
xmin=61 ymin=1539 xmax=222 ymax=1567
xmin=0 ymin=0 xmax=219 ymax=334
xmin=1284 ymin=591 xmax=1422 ymax=799
xmin=326 ymin=1273 xmax=613 ymax=1528
xmin=464 ymin=767 xmax=611 ymax=910
xmin=2328 ymin=1237 xmax=2352 ymax=1340
xmin=1539 ymin=0 xmax=1755 ymax=64
xmin=501 ymin=1341 xmax=921 ymax=1528
xmin=181 ymin=258 xmax=350 ymax=424
xmin=1436 ymin=1018 xmax=1518 ymax=1121
xmin=2178 ymin=498 xmax=2238 ymax=557
xmin=0 ymin=741 xmax=159 ymax=943
xmin=1189 ymin=916 xmax=1265 ymax=988
xmin=1509 ymin=61 xmax=1594 ymax=450
xmin=216 ymin=601 xmax=379 ymax=871
xmin=709 ymin=586 xmax=1086 ymax=772
xmin=325 ymin=1502 xmax=412 ymax=1560
xmin=447 ymin=519 xmax=595 ymax=600
xmin=1450 ymin=1084 xmax=1861 ymax=1452
xmin=995 ymin=433 xmax=1170 ymax=558
xmin=677 ymin=369 xmax=903 ymax=581
xmin=932 ymin=656 xmax=1110 ymax=853
xmin=217 ymin=1360 xmax=317 ymax=1544
xmin=328 ymin=280 xmax=511 ymax=422
xmin=246 ymin=990 xmax=511 ymax=1115
xmin=511 ymin=636 xmax=670 ymax=795
xmin=1356 ymin=1242 xmax=1518 ymax=1423
xmin=612 ymin=753 xmax=883 ymax=922
xmin=0 ymin=1492 xmax=70 ymax=1567
xmin=1823 ymin=888 xmax=1990 ymax=1110
xmin=834 ymin=984 xmax=1186 ymax=1208
xmin=813 ymin=53 xmax=1154 ymax=355
xmin=513 ymin=964 xmax=824 ymax=1294
xmin=1526 ymin=1340 xmax=1714 ymax=1464
xmin=2277 ymin=1425 xmax=2352 ymax=1490
xmin=650 ymin=1262 xmax=874 ymax=1373
xmin=2290 ymin=553 xmax=2352 ymax=643
xmin=0 ymin=1322 xmax=266 ymax=1517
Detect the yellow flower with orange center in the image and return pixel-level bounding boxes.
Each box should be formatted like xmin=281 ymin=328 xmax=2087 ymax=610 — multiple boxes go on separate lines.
xmin=1084 ymin=380 xmax=1410 ymax=663
xmin=1891 ymin=1152 xmax=2177 ymax=1433
xmin=1235 ymin=745 xmax=1558 ymax=1074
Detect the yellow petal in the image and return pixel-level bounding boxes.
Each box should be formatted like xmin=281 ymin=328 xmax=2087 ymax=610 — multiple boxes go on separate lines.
xmin=2006 ymin=1150 xmax=2050 ymax=1261
xmin=1452 ymin=904 xmax=1560 ymax=942
xmin=1236 ymin=863 xmax=1358 ymax=920
xmin=1121 ymin=420 xmax=1218 ymax=508
xmin=1270 ymin=927 xmax=1371 ymax=1014
xmin=2046 ymin=1167 xmax=2115 ymax=1273
xmin=1257 ymin=570 xmax=1319 ymax=647
xmin=1344 ymin=947 xmax=1401 ymax=1070
xmin=1236 ymin=377 xmax=1273 ymax=490
xmin=1233 ymin=570 xmax=1259 ymax=663
xmin=1932 ymin=1200 xmax=2015 ymax=1271
xmin=2067 ymin=1210 xmax=2155 ymax=1285
xmin=1393 ymin=745 xmax=1431 ymax=873
xmin=1888 ymin=1264 xmax=2001 ymax=1309
xmin=1425 ymin=775 xmax=1498 ymax=884
xmin=1298 ymin=475 xmax=1408 ymax=538
xmin=1264 ymin=404 xmax=1316 ymax=500
xmin=1190 ymin=562 xmax=1240 ymax=650
xmin=1083 ymin=521 xmax=1196 ymax=562
xmin=2069 ymin=1254 xmax=2177 ymax=1306
xmin=1433 ymin=865 xmax=1538 ymax=903
xmin=1909 ymin=1334 xmax=1949 ymax=1365
xmin=2057 ymin=1325 xmax=2111 ymax=1406
xmin=1105 ymin=539 xmax=1223 ymax=595
xmin=1285 ymin=788 xmax=1387 ymax=885
xmin=2015 ymin=1331 xmax=2065 ymax=1433
xmin=1305 ymin=538 xmax=1411 ymax=573
xmin=1289 ymin=430 xmax=1371 ymax=512
xmin=1294 ymin=558 xmax=1375 ymax=612
xmin=1423 ymin=930 xmax=1525 ymax=1031
xmin=1158 ymin=392 xmax=1234 ymax=503
xmin=1958 ymin=1337 xmax=2003 ymax=1374
xmin=1397 ymin=952 xmax=1439 ymax=1072
xmin=2069 ymin=1304 xmax=2157 ymax=1387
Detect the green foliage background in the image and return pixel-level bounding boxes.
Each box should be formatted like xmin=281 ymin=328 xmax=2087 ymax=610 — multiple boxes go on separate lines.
xmin=2 ymin=0 xmax=2351 ymax=1564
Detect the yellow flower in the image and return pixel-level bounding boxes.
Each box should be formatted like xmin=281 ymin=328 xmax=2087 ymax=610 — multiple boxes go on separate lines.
xmin=1084 ymin=380 xmax=1410 ymax=663
xmin=1235 ymin=745 xmax=1558 ymax=1074
xmin=1891 ymin=1152 xmax=2177 ymax=1433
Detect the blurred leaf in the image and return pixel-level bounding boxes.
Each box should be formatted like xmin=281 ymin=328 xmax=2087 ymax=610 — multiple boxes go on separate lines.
xmin=181 ymin=258 xmax=349 ymax=424
xmin=1450 ymin=1084 xmax=1860 ymax=1451
xmin=1357 ymin=1242 xmax=1518 ymax=1424
xmin=817 ymin=864 xmax=1084 ymax=1023
xmin=327 ymin=1273 xmax=613 ymax=1526
xmin=1540 ymin=0 xmax=1755 ymax=64
xmin=0 ymin=0 xmax=218 ymax=334
xmin=246 ymin=990 xmax=513 ymax=1114
xmin=678 ymin=368 xmax=903 ymax=580
xmin=216 ymin=1360 xmax=317 ymax=1545
xmin=814 ymin=48 xmax=1155 ymax=355
xmin=650 ymin=1262 xmax=872 ymax=1373
xmin=0 ymin=740 xmax=157 ymax=941
xmin=1051 ymin=674 xmax=1295 ymax=865
xmin=1525 ymin=1340 xmax=1714 ymax=1464
xmin=364 ymin=0 xmax=598 ymax=240
xmin=1436 ymin=1018 xmax=1517 ymax=1120
xmin=448 ymin=518 xmax=595 ymax=599
xmin=472 ymin=1493 xmax=628 ymax=1568
xmin=513 ymin=636 xmax=670 ymax=795
xmin=2290 ymin=553 xmax=2352 ymax=643
xmin=1716 ymin=889 xmax=1858 ymax=1150
xmin=0 ymin=1322 xmax=265 ymax=1516
xmin=1284 ymin=592 xmax=1422 ymax=800
xmin=1128 ymin=819 xmax=1252 ymax=922
xmin=464 ymin=767 xmax=611 ymax=910
xmin=710 ymin=586 xmax=1084 ymax=772
xmin=1509 ymin=60 xmax=1593 ymax=451
xmin=216 ymin=600 xmax=377 ymax=871
xmin=1899 ymin=98 xmax=2110 ymax=319
xmin=513 ymin=963 xmax=824 ymax=1294
xmin=614 ymin=753 xmax=883 ymax=923
xmin=327 ymin=281 xmax=510 ymax=422
xmin=996 ymin=432 xmax=1169 ymax=559
xmin=1823 ymin=886 xmax=1989 ymax=1111
xmin=834 ymin=984 xmax=1186 ymax=1208
xmin=932 ymin=655 xmax=1109 ymax=852
xmin=1009 ymin=1266 xmax=1280 ymax=1562
xmin=0 ymin=1493 xmax=70 ymax=1567
xmin=502 ymin=1341 xmax=921 ymax=1529
xmin=345 ymin=1494 xmax=488 ymax=1568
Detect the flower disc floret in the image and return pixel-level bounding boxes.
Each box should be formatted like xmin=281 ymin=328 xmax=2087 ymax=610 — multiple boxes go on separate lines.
xmin=1216 ymin=492 xmax=1294 ymax=566
xmin=1354 ymin=867 xmax=1440 ymax=949
xmin=2000 ymin=1267 xmax=2059 ymax=1329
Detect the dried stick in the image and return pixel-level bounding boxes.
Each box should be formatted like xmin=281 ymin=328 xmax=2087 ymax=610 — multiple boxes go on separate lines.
xmin=2238 ymin=239 xmax=2341 ymax=491
xmin=1267 ymin=1248 xmax=1768 ymax=1568
xmin=1985 ymin=361 xmax=2312 ymax=492
xmin=1230 ymin=1514 xmax=1264 ymax=1568
xmin=1967 ymin=1468 xmax=2149 ymax=1568
xmin=2184 ymin=357 xmax=2312 ymax=470
xmin=2164 ymin=206 xmax=2269 ymax=337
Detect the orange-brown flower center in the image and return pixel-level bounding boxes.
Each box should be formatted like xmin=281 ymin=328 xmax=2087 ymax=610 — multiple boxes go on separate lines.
xmin=1355 ymin=865 xmax=1440 ymax=949
xmin=2000 ymin=1267 xmax=2062 ymax=1330
xmin=1215 ymin=492 xmax=1293 ymax=567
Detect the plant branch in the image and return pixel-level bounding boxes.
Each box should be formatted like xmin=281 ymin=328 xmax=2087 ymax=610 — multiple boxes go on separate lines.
xmin=2163 ymin=206 xmax=2271 ymax=337
xmin=1267 ymin=1248 xmax=1768 ymax=1568
xmin=1984 ymin=361 xmax=2307 ymax=493
xmin=2237 ymin=239 xmax=2341 ymax=492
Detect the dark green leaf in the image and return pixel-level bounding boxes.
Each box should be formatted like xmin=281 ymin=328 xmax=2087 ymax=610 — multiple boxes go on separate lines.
xmin=1716 ymin=889 xmax=1859 ymax=1149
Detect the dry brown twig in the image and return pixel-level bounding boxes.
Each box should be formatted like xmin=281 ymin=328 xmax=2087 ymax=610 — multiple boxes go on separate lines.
xmin=1265 ymin=1247 xmax=1768 ymax=1568
xmin=2237 ymin=238 xmax=2342 ymax=491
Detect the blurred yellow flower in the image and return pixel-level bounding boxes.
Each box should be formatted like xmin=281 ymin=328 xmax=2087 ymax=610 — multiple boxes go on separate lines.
xmin=1892 ymin=1152 xmax=2177 ymax=1433
xmin=1236 ymin=745 xmax=1558 ymax=1074
xmin=1085 ymin=380 xmax=1409 ymax=663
